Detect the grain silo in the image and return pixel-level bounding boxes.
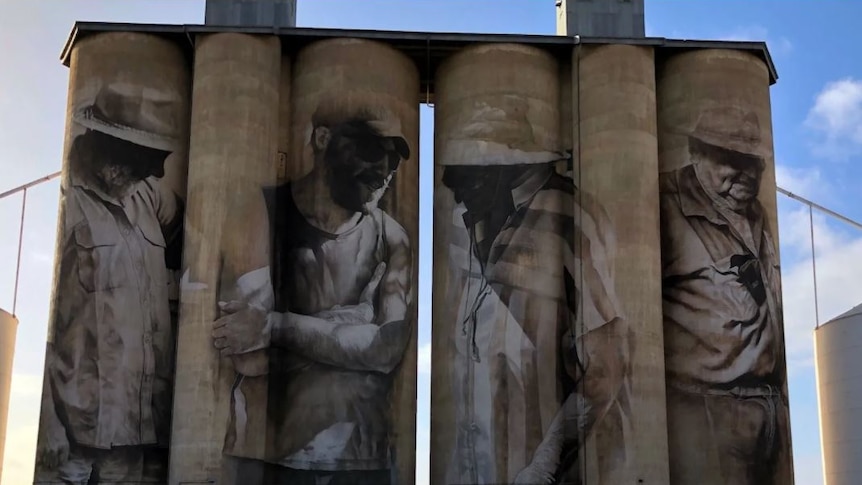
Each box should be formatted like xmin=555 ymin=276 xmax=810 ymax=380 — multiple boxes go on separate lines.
xmin=816 ymin=303 xmax=862 ymax=485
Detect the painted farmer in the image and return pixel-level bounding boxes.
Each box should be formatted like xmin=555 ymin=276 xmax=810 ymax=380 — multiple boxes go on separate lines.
xmin=35 ymin=83 xmax=185 ymax=484
xmin=439 ymin=96 xmax=632 ymax=485
xmin=660 ymin=106 xmax=793 ymax=484
xmin=212 ymin=104 xmax=414 ymax=485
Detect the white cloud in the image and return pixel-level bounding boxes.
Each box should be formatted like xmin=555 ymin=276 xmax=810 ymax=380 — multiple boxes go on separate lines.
xmin=805 ymin=78 xmax=862 ymax=160
xmin=777 ymin=199 xmax=862 ymax=371
xmin=776 ymin=164 xmax=828 ymax=202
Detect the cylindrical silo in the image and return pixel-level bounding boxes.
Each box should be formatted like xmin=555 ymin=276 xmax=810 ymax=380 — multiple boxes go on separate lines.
xmin=432 ymin=42 xmax=636 ymax=485
xmin=574 ymin=43 xmax=668 ymax=484
xmin=0 ymin=309 xmax=17 ymax=483
xmin=267 ymin=37 xmax=419 ymax=485
xmin=33 ymin=31 xmax=191 ymax=485
xmin=815 ymin=303 xmax=862 ymax=485
xmin=657 ymin=49 xmax=793 ymax=485
xmin=168 ymin=33 xmax=281 ymax=484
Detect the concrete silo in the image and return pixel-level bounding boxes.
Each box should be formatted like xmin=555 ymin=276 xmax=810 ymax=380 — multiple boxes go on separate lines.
xmin=0 ymin=309 xmax=17 ymax=483
xmin=815 ymin=303 xmax=862 ymax=485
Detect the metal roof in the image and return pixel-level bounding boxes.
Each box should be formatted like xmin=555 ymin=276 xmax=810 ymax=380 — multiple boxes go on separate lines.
xmin=60 ymin=21 xmax=779 ymax=104
xmin=819 ymin=303 xmax=862 ymax=329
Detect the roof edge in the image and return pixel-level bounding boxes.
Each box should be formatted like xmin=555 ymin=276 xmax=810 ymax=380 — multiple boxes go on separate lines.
xmin=59 ymin=21 xmax=779 ymax=84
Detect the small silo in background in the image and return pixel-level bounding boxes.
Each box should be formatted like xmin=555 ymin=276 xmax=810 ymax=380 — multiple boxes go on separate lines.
xmin=816 ymin=303 xmax=862 ymax=485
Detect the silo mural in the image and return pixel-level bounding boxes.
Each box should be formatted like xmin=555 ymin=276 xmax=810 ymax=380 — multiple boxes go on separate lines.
xmin=176 ymin=37 xmax=420 ymax=485
xmin=574 ymin=43 xmax=668 ymax=484
xmin=275 ymin=38 xmax=419 ymax=485
xmin=33 ymin=32 xmax=191 ymax=484
xmin=431 ymin=43 xmax=632 ymax=485
xmin=31 ymin=18 xmax=791 ymax=485
xmin=167 ymin=32 xmax=282 ymax=484
xmin=656 ymin=49 xmax=793 ymax=485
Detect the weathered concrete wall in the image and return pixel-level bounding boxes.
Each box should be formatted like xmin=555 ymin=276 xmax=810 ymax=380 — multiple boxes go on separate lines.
xmin=0 ymin=309 xmax=17 ymax=483
xmin=657 ymin=49 xmax=792 ymax=485
xmin=34 ymin=31 xmax=191 ymax=484
xmin=575 ymin=43 xmax=669 ymax=484
xmin=168 ymin=32 xmax=281 ymax=484
xmin=431 ymin=42 xmax=563 ymax=485
xmin=433 ymin=42 xmax=644 ymax=484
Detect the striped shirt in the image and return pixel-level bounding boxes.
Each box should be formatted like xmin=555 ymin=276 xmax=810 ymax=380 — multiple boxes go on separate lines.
xmin=442 ymin=164 xmax=623 ymax=484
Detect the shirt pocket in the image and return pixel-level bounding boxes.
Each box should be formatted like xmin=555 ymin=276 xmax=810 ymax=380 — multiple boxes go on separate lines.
xmin=74 ymin=223 xmax=127 ymax=292
xmin=708 ymin=253 xmax=760 ymax=319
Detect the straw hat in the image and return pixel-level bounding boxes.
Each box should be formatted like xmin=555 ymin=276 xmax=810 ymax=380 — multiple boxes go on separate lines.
xmin=72 ymin=82 xmax=183 ymax=153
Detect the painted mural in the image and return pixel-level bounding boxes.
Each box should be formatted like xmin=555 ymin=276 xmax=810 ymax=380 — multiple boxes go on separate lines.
xmin=660 ymin=106 xmax=793 ymax=485
xmin=434 ymin=89 xmax=633 ymax=484
xmin=212 ymin=102 xmax=414 ymax=485
xmin=34 ymin=81 xmax=187 ymax=484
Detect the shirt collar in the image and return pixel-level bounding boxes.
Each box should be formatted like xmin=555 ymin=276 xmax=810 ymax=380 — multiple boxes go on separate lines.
xmin=510 ymin=165 xmax=554 ymax=211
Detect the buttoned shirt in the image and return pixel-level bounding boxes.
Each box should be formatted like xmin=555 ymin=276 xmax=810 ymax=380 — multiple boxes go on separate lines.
xmin=660 ymin=164 xmax=784 ymax=391
xmin=47 ymin=171 xmax=182 ymax=449
xmin=444 ymin=166 xmax=623 ymax=484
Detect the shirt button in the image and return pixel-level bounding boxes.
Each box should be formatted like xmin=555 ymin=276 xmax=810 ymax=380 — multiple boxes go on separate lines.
xmin=470 ymin=422 xmax=479 ymax=432
xmin=144 ymin=333 xmax=152 ymax=344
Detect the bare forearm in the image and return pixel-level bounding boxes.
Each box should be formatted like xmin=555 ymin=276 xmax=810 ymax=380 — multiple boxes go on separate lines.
xmin=269 ymin=311 xmax=410 ymax=373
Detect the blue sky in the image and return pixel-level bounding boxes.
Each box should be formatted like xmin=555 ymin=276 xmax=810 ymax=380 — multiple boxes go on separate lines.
xmin=2 ymin=1 xmax=862 ymax=484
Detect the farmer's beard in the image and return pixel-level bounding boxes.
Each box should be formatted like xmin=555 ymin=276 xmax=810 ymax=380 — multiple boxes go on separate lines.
xmin=96 ymin=163 xmax=144 ymax=200
xmin=328 ymin=168 xmax=391 ymax=214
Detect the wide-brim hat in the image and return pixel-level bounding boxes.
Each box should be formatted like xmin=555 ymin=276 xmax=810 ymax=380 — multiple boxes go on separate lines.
xmin=678 ymin=105 xmax=769 ymax=159
xmin=438 ymin=95 xmax=565 ymax=166
xmin=72 ymin=82 xmax=182 ymax=153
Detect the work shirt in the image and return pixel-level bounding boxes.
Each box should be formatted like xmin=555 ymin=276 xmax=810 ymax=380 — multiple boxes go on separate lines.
xmin=660 ymin=164 xmax=784 ymax=391
xmin=254 ymin=183 xmax=408 ymax=471
xmin=47 ymin=172 xmax=182 ymax=449
xmin=444 ymin=166 xmax=623 ymax=484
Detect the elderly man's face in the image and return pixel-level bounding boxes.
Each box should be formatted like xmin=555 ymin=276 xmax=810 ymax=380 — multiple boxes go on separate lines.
xmin=691 ymin=141 xmax=765 ymax=210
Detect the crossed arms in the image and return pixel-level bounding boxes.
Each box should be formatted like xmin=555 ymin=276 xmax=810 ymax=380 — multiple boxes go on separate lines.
xmin=212 ymin=216 xmax=413 ymax=375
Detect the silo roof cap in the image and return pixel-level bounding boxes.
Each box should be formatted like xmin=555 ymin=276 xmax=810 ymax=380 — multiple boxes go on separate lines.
xmin=822 ymin=302 xmax=862 ymax=327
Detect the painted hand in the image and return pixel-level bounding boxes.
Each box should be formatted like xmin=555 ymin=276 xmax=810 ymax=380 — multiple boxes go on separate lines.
xmin=35 ymin=421 xmax=69 ymax=470
xmin=315 ymin=261 xmax=387 ymax=324
xmin=212 ymin=301 xmax=271 ymax=356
